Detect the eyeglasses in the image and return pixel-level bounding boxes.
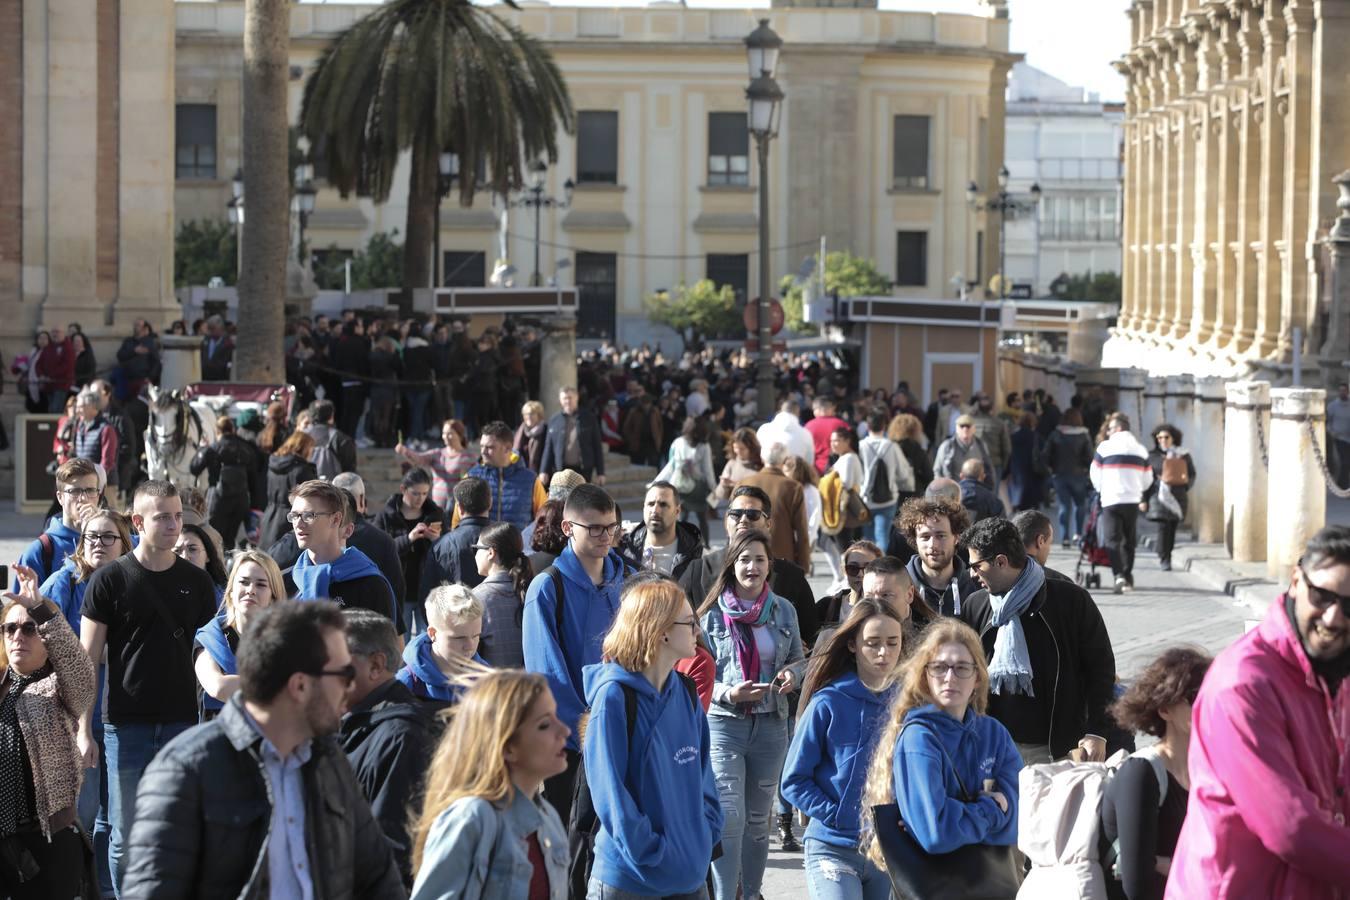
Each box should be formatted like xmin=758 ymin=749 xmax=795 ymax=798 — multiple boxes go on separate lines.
xmin=287 ymin=510 xmax=338 ymax=526
xmin=670 ymin=618 xmax=699 ymax=633
xmin=309 ymin=664 xmax=357 ymax=685
xmin=2 ymin=621 xmax=38 ymax=638
xmin=968 ymin=558 xmax=994 ymax=573
xmin=726 ymin=509 xmax=769 ymax=523
xmin=82 ymin=532 xmax=121 ymax=547
xmin=470 ymin=544 xmax=489 ymax=552
xmin=844 ymin=563 xmax=868 ymax=576
xmin=925 ymin=662 xmax=977 ymax=680
xmin=1298 ymin=564 xmax=1350 ymax=616
xmin=566 ymin=521 xmax=623 ymax=540
xmin=61 ymin=486 xmax=99 ymax=499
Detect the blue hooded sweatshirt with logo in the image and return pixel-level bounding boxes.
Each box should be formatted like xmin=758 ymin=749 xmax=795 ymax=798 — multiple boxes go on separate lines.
xmin=582 ymin=662 xmax=723 ymax=896
xmin=395 ymin=632 xmax=486 ymax=703
xmin=891 ymin=703 xmax=1023 ymax=854
xmin=522 ymin=545 xmax=627 ymax=751
xmin=15 ymin=516 xmax=81 ymax=591
xmin=781 ymin=670 xmax=895 ymax=848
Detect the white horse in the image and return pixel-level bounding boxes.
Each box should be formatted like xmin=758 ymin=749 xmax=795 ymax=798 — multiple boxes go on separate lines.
xmin=145 ymin=386 xmax=217 ymax=487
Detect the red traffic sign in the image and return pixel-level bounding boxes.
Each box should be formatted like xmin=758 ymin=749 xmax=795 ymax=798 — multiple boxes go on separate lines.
xmin=743 ymin=298 xmax=785 ymax=335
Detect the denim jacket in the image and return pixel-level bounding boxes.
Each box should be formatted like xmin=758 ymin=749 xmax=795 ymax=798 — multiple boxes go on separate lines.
xmin=700 ymin=591 xmax=805 ymax=720
xmin=410 ymin=787 xmax=568 ymax=900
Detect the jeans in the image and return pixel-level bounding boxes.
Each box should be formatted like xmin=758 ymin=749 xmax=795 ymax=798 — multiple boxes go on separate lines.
xmin=405 ymin=389 xmax=431 ymax=440
xmin=709 ymin=714 xmax=789 ymax=900
xmin=1099 ymin=503 xmax=1140 ymax=583
xmin=1052 ymin=474 xmax=1091 ymax=539
xmin=105 ymin=721 xmax=192 ymax=897
xmin=803 ymin=840 xmax=890 ymax=900
xmin=868 ymin=505 xmax=896 ymax=549
xmin=1154 ymin=518 xmax=1179 ymax=563
xmin=587 ymin=878 xmax=709 ymax=900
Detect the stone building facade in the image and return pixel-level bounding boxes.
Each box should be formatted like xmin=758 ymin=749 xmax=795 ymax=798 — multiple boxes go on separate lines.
xmin=1104 ymin=0 xmax=1350 ymax=381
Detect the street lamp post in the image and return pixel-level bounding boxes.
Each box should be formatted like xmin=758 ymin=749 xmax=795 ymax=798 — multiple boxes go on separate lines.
xmin=510 ymin=159 xmax=574 ymax=287
xmin=227 ymin=167 xmax=245 ymax=282
xmin=746 ymin=18 xmax=783 ymax=424
xmin=967 ymin=164 xmax=1041 ymax=300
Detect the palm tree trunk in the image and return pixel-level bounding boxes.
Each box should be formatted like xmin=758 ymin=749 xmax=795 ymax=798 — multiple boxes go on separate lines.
xmin=236 ymin=0 xmax=291 ymax=382
xmin=403 ymin=141 xmax=437 ymax=295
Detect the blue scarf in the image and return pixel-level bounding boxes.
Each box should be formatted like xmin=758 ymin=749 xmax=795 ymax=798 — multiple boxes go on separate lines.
xmin=986 ymin=558 xmax=1045 ymax=697
xmin=292 ymin=546 xmax=390 ymax=604
xmin=193 ymin=612 xmax=237 ymax=712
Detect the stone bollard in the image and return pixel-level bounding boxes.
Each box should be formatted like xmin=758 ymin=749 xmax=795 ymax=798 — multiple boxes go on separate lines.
xmin=159 ymin=334 xmax=203 ymax=392
xmin=1266 ymin=388 xmax=1327 ymax=579
xmin=1190 ymin=377 xmax=1226 ymax=543
xmin=539 ymin=315 xmax=579 ymax=418
xmin=1142 ymin=376 xmax=1166 ymax=435
xmin=1224 ymin=381 xmax=1270 ymax=562
xmin=1118 ymin=368 xmax=1146 ymax=429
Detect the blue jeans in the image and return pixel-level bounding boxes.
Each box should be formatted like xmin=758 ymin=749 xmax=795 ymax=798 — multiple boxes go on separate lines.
xmin=804 ymin=840 xmax=890 ymax=900
xmin=105 ymin=721 xmax=192 ymax=897
xmin=868 ymin=505 xmax=896 ymax=548
xmin=709 ymin=714 xmax=789 ymax=900
xmin=587 ymin=877 xmax=708 ymax=900
xmin=405 ymin=389 xmax=431 ymax=440
xmin=1052 ymin=474 xmax=1091 ymax=539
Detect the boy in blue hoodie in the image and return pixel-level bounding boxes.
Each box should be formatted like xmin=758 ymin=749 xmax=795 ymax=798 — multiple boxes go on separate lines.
xmin=396 ymin=583 xmax=487 ymax=704
xmin=16 ymin=458 xmax=101 ymax=590
xmin=522 ymin=483 xmax=628 ymax=823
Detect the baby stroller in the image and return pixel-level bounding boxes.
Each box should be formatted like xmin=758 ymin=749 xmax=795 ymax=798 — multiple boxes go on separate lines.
xmin=1075 ymin=493 xmax=1111 ymax=589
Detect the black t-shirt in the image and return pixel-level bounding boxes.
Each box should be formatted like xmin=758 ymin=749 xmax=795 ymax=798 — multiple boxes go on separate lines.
xmin=82 ymin=554 xmax=218 ymax=724
xmin=323 ymin=574 xmax=397 ymax=621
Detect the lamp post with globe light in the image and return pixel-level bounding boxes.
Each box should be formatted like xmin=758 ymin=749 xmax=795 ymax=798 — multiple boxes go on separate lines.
xmin=745 ymin=19 xmax=783 ymax=423
xmin=967 ymin=165 xmax=1041 ymax=300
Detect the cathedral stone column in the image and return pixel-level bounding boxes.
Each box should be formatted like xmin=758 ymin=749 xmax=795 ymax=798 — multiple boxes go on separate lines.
xmin=1189 ymin=15 xmax=1221 ymax=345
xmin=1280 ymin=0 xmax=1315 ymax=358
xmin=1253 ymin=9 xmax=1287 ymax=360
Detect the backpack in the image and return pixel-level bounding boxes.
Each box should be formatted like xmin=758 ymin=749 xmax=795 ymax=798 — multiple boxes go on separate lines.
xmin=1016 ymin=748 xmax=1168 ymax=899
xmin=862 ymin=440 xmax=895 ymax=506
xmin=311 ymin=430 xmax=342 ymax=481
xmin=566 ymin=673 xmax=700 ymax=900
xmin=38 ymin=532 xmax=55 ymax=579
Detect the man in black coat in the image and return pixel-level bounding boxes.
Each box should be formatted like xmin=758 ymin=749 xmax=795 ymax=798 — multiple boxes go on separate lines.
xmin=618 ymin=481 xmax=703 ymax=580
xmin=199 ymin=315 xmax=234 ymax=381
xmin=120 ymin=602 xmax=406 ymax=900
xmin=539 ymin=386 xmax=606 ymax=486
xmin=420 ymin=476 xmax=491 ymax=601
xmin=960 ymin=517 xmax=1116 ymax=764
xmin=339 ymin=610 xmax=435 ymax=889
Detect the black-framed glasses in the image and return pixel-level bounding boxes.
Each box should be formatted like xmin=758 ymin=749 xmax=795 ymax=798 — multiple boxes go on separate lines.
xmin=82 ymin=532 xmax=121 ymax=547
xmin=926 ymin=662 xmax=977 ymax=680
xmin=61 ymin=486 xmax=99 ymax=499
xmin=670 ymin=618 xmax=699 ymax=633
xmin=2 ymin=621 xmax=38 ymax=638
xmin=1299 ymin=564 xmax=1350 ymax=616
xmin=565 ymin=520 xmax=623 ymax=540
xmin=844 ymin=563 xmax=867 ymax=576
xmin=726 ymin=509 xmax=769 ymax=523
xmin=470 ymin=544 xmax=489 ymax=552
xmin=309 ymin=664 xmax=357 ymax=685
xmin=287 ymin=510 xmax=338 ymax=526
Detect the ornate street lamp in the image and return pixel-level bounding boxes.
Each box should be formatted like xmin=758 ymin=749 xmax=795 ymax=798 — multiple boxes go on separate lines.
xmin=510 ymin=159 xmax=574 ymax=287
xmin=746 ymin=18 xmax=784 ymax=423
xmin=968 ymin=165 xmax=1041 ymax=300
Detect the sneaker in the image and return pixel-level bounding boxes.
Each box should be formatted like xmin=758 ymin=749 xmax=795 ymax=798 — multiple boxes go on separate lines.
xmin=1159 ymin=559 xmax=1172 ymax=572
xmin=1061 ymin=539 xmax=1072 ymax=549
xmin=1113 ymin=576 xmax=1127 ymax=594
xmin=355 ymin=436 xmax=375 ymax=449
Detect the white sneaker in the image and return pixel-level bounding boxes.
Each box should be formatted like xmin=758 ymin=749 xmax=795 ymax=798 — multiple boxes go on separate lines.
xmin=1113 ymin=576 xmax=1127 ymax=595
xmin=355 ymin=437 xmax=375 ymax=449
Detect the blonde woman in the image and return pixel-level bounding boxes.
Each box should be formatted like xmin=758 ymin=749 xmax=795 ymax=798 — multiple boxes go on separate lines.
xmin=515 ymin=402 xmax=548 ymax=474
xmin=581 ymin=577 xmax=722 ymax=899
xmin=410 ymin=670 xmax=570 ymax=900
xmin=886 ymin=413 xmax=933 ymax=499
xmin=192 ymin=550 xmax=286 ymax=718
xmin=860 ymin=620 xmax=1021 ymax=869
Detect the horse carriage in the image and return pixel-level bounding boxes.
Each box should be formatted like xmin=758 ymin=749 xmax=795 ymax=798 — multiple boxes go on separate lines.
xmin=146 ymin=383 xmax=296 ymax=487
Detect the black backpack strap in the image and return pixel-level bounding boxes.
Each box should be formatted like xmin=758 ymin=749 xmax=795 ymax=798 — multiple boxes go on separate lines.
xmin=546 ymin=565 xmax=566 ymax=638
xmin=115 ymin=556 xmax=193 ymax=651
xmin=675 ymin=672 xmax=699 ymax=710
xmin=38 ymin=532 xmax=54 ymax=578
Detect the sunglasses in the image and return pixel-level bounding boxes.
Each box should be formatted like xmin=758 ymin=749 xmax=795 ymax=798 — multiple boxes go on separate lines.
xmin=726 ymin=509 xmax=769 ymax=523
xmin=309 ymin=664 xmax=357 ymax=685
xmin=2 ymin=621 xmax=38 ymax=638
xmin=1299 ymin=564 xmax=1350 ymax=616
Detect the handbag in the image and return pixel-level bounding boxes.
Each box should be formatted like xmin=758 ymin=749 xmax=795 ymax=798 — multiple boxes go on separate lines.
xmin=842 ymin=488 xmax=870 ymax=530
xmin=872 ymin=723 xmax=1022 ymax=900
xmin=1161 ymin=456 xmax=1189 ymax=487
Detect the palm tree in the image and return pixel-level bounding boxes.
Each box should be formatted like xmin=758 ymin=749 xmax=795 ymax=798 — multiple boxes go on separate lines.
xmin=235 ymin=0 xmax=292 ymax=382
xmin=299 ymin=0 xmax=574 ymax=295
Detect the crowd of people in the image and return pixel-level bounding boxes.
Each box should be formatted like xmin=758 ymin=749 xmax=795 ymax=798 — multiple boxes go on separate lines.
xmin=1 ymin=317 xmax=1347 ymax=900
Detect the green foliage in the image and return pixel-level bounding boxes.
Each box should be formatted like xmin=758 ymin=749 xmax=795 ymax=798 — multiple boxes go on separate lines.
xmin=1050 ymin=271 xmax=1122 ymax=305
xmin=645 ymin=280 xmax=741 ymax=352
xmin=779 ymin=251 xmax=890 ymax=335
xmin=312 ymin=231 xmax=405 ymax=291
xmin=175 ymin=220 xmax=238 ymax=287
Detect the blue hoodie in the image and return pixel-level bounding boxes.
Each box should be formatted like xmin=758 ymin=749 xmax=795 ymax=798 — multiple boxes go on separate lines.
xmin=892 ymin=704 xmax=1022 ymax=854
xmin=582 ymin=662 xmax=722 ymax=896
xmin=15 ymin=516 xmax=81 ymax=591
xmin=522 ymin=545 xmax=626 ymax=751
xmin=395 ymin=632 xmax=486 ymax=703
xmin=782 ymin=671 xmax=895 ymax=848
xmin=40 ymin=557 xmax=85 ymax=633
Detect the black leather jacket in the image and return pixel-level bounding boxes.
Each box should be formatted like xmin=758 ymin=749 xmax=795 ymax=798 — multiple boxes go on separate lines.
xmin=120 ymin=695 xmax=406 ymax=900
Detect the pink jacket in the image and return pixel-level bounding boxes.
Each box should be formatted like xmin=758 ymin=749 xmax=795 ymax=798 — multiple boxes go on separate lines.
xmin=1165 ymin=597 xmax=1350 ymax=899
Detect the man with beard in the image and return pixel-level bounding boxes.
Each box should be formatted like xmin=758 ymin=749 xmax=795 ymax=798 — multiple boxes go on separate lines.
xmin=896 ymin=497 xmax=987 ymax=624
xmin=619 ymin=481 xmax=703 ymax=578
xmin=1166 ymin=526 xmax=1350 ymax=898
xmin=120 ymin=601 xmax=405 ymax=899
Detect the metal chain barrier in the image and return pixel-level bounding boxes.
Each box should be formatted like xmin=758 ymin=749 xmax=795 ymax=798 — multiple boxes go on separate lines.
xmin=1306 ymin=418 xmax=1350 ymax=499
xmin=1255 ymin=413 xmax=1271 ymax=469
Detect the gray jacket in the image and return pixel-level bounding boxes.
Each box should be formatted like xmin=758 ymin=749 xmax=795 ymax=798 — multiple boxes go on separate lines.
xmin=473 ymin=571 xmax=526 ymax=669
xmin=933 ymin=435 xmax=994 ymax=486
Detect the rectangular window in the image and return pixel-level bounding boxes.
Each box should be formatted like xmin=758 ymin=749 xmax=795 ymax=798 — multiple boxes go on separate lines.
xmin=441 ymin=251 xmax=486 ymax=288
xmin=707 ymin=112 xmax=749 ymax=186
xmin=706 ymin=253 xmax=749 ymax=304
xmin=575 ymin=252 xmax=618 ymax=340
xmin=175 ymin=104 xmax=217 ymax=180
xmin=892 ymin=115 xmax=930 ymax=190
xmin=577 ymin=111 xmax=619 ymax=184
xmin=896 ymin=231 xmax=928 ymax=287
